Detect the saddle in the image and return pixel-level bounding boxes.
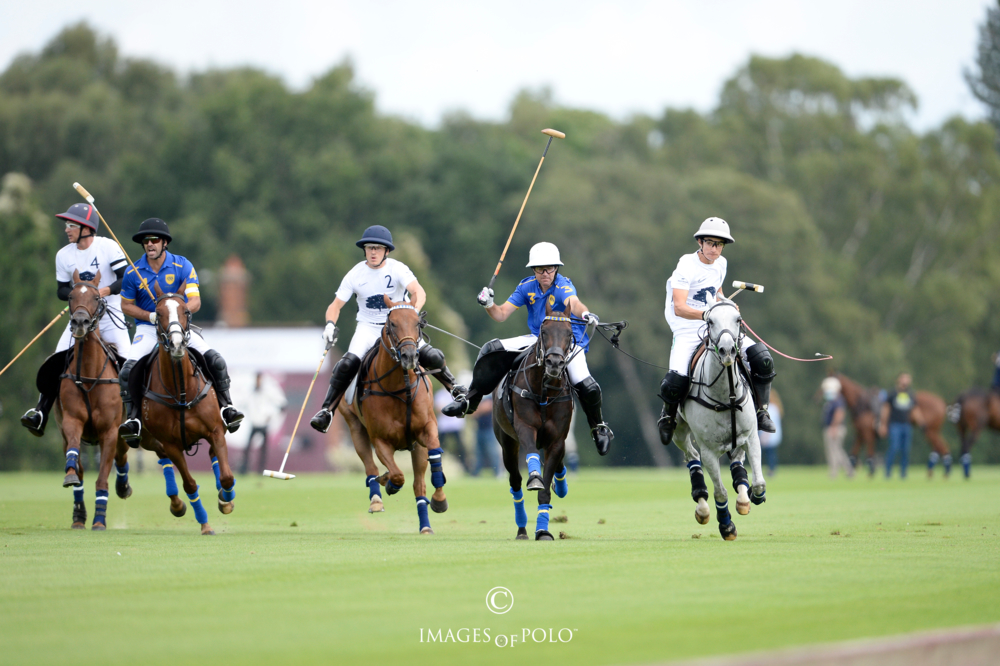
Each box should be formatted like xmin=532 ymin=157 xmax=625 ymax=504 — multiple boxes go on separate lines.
xmin=349 ymin=342 xmax=431 ymax=441
xmin=37 ymin=343 xmax=125 ymax=395
xmin=685 ymin=339 xmax=755 ymax=408
xmin=132 ymin=344 xmax=212 ymax=410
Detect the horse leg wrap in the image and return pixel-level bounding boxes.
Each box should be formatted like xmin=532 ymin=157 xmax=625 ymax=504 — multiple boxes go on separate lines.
xmin=416 ymin=496 xmax=430 ymax=531
xmin=159 ymin=459 xmax=179 ymax=497
xmin=961 ymin=453 xmax=971 ymax=478
xmin=219 ymin=478 xmax=236 ymax=503
xmin=93 ymin=489 xmax=108 ymax=526
xmin=927 ymin=451 xmax=940 ymax=470
xmin=866 ymin=457 xmax=875 ymax=477
xmin=366 ymin=475 xmax=382 ymax=500
xmin=65 ymin=448 xmax=80 ymax=473
xmin=730 ymin=460 xmax=750 ymax=493
xmin=187 ymin=486 xmax=209 ymax=525
xmin=553 ymin=466 xmax=568 ymax=498
xmin=511 ymin=488 xmax=527 ymax=529
xmin=716 ymin=500 xmax=732 ymax=525
xmin=526 ymin=453 xmax=542 ymax=477
xmin=385 ymin=477 xmax=403 ymax=495
xmin=687 ymin=461 xmax=709 ymax=502
xmin=427 ymin=447 xmax=446 ymax=489
xmin=536 ymin=503 xmax=552 ymax=534
xmin=943 ymin=454 xmax=953 ymax=475
xmin=115 ymin=461 xmax=130 ymax=498
xmin=750 ymin=488 xmax=766 ymax=505
xmin=73 ymin=487 xmax=85 ymax=504
xmin=211 ymin=456 xmax=221 ymax=491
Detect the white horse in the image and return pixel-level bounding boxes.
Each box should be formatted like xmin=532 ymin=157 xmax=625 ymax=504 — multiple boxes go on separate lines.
xmin=672 ymin=300 xmax=766 ymax=540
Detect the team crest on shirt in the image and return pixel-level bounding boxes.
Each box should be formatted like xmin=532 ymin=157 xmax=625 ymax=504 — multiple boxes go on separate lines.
xmin=365 ymin=294 xmax=388 ymax=312
xmin=548 ymin=295 xmax=555 ymax=306
xmin=133 ymin=335 xmax=143 ymax=343
xmin=165 ymin=274 xmax=175 ymax=285
xmin=691 ymin=286 xmax=717 ymax=304
xmin=79 ymin=271 xmax=96 ymax=282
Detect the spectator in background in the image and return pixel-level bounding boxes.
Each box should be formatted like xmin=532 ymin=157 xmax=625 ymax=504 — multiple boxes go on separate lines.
xmin=878 ymin=372 xmax=923 ymax=479
xmin=435 ymin=387 xmax=468 ymax=471
xmin=240 ymin=372 xmax=287 ymax=475
xmin=821 ymin=376 xmax=852 ymax=479
xmin=759 ymin=389 xmax=783 ymax=475
xmin=470 ymin=396 xmax=501 ymax=477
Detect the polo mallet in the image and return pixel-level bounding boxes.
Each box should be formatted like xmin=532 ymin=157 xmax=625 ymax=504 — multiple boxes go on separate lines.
xmin=487 ymin=128 xmax=566 ymax=289
xmin=263 ymin=340 xmax=334 ymax=480
xmin=72 ymin=182 xmax=156 ymax=302
xmin=729 ymin=280 xmax=764 ymax=299
xmin=729 ymin=281 xmax=833 ymax=361
xmin=0 ymin=306 xmax=69 ymax=378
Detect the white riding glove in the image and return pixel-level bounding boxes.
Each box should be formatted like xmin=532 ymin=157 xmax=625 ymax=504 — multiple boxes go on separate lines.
xmin=477 ymin=287 xmax=495 ymax=308
xmin=148 ymin=311 xmax=157 ymax=325
xmin=322 ymin=321 xmax=339 ymax=346
xmin=582 ymin=311 xmax=599 ymax=326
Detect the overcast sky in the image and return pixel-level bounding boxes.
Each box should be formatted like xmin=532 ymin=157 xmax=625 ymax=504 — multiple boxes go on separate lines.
xmin=1 ymin=1 xmax=992 ymax=131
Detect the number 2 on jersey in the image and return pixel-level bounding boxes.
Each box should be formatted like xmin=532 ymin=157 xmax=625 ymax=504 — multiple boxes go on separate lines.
xmin=385 ymin=275 xmax=393 ymax=290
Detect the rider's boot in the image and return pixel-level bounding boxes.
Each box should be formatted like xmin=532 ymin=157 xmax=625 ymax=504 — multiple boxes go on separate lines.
xmin=657 ymin=371 xmax=690 ymax=446
xmin=20 ymin=390 xmax=57 ymax=437
xmin=310 ymin=353 xmax=362 ymax=433
xmin=573 ymin=377 xmax=613 ymax=456
xmin=746 ymin=345 xmax=777 ymax=433
xmin=118 ymin=359 xmax=142 ymax=446
xmin=442 ymin=340 xmax=513 ymax=417
xmin=418 ymin=344 xmax=465 ymax=396
xmin=204 ymin=350 xmax=244 ymax=433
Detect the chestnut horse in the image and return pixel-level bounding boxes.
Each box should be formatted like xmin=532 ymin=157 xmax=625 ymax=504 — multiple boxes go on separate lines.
xmin=117 ymin=282 xmax=236 ymax=535
xmin=493 ymin=302 xmax=576 ymax=541
xmin=340 ymin=296 xmax=447 ymax=534
xmin=951 ymin=389 xmax=999 ymax=478
xmin=54 ymin=271 xmax=124 ymax=529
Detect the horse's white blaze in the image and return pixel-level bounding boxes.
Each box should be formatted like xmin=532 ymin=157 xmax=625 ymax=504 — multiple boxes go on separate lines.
xmin=80 ymin=286 xmax=88 ymax=294
xmin=165 ymin=299 xmax=183 ymax=349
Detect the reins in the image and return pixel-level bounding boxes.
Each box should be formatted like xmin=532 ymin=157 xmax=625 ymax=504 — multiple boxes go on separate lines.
xmin=60 ymin=289 xmax=120 ymax=429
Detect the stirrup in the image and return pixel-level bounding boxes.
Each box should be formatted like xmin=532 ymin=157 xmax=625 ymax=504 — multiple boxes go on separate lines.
xmin=657 ymin=414 xmax=677 ymax=445
xmin=450 ymin=384 xmax=468 ymax=399
xmin=20 ymin=409 xmax=46 ymax=437
xmin=592 ymin=422 xmax=614 ymax=440
xmin=441 ymin=396 xmax=469 ymax=418
xmin=310 ymin=408 xmax=334 ymax=433
xmin=120 ymin=419 xmax=142 ymax=446
xmin=221 ymin=406 xmax=244 ymax=433
xmin=756 ymin=409 xmax=776 ymax=434
xmin=591 ymin=422 xmax=613 ymax=456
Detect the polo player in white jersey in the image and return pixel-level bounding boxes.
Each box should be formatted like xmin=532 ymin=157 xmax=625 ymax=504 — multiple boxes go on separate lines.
xmin=657 ymin=217 xmax=777 ymax=446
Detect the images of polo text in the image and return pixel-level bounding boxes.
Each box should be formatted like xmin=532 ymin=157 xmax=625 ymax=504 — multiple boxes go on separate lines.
xmin=419 ymin=628 xmax=576 ymax=647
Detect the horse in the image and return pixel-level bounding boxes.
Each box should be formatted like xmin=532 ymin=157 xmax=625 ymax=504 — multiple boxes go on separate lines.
xmin=51 ymin=271 xmax=125 ymax=530
xmin=671 ymin=300 xmax=765 ymax=541
xmin=115 ymin=281 xmax=236 ymax=535
xmin=950 ymin=389 xmax=999 ymax=478
xmin=339 ymin=296 xmax=447 ymax=534
xmin=492 ymin=301 xmax=575 ymax=541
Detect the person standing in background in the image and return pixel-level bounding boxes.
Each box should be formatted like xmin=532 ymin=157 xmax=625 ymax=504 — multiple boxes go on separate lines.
xmin=821 ymin=377 xmax=852 ymax=479
xmin=241 ymin=372 xmax=287 ymax=475
xmin=435 ymin=387 xmax=468 ymax=471
xmin=470 ymin=396 xmax=501 ymax=477
xmin=759 ymin=389 xmax=783 ymax=475
xmin=878 ymin=372 xmax=923 ymax=479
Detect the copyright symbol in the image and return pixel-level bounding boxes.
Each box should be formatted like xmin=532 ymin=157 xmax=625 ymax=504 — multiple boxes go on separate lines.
xmin=486 ymin=587 xmax=513 ymax=614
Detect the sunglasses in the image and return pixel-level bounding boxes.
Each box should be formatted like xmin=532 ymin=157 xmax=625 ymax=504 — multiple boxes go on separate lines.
xmin=701 ymin=239 xmax=726 ymax=249
xmin=141 ymin=237 xmax=164 ymax=246
xmin=364 ymin=244 xmax=386 ymax=251
xmin=533 ymin=266 xmax=557 ymax=275
xmin=64 ymin=222 xmax=81 ymax=230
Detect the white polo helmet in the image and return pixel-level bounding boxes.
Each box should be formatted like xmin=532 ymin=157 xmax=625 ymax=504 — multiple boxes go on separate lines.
xmin=821 ymin=376 xmax=842 ymax=400
xmin=694 ymin=217 xmax=735 ymax=244
xmin=526 ymin=242 xmax=564 ymax=267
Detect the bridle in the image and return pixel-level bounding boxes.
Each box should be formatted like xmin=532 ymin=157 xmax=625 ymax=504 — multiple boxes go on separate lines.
xmin=532 ymin=315 xmax=577 ymax=376
xmin=154 ymin=292 xmax=192 ymax=350
xmin=69 ymin=282 xmax=108 ymax=337
xmin=702 ymin=300 xmax=744 ymax=362
xmin=380 ymin=304 xmax=421 ymax=362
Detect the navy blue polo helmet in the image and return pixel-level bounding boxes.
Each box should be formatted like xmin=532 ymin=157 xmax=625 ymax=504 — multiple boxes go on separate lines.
xmin=355 ymin=225 xmax=394 ymax=251
xmin=56 ymin=203 xmax=100 ymax=232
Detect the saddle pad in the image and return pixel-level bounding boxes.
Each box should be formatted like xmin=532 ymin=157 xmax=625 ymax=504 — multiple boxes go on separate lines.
xmin=346 ymin=344 xmax=381 ymax=407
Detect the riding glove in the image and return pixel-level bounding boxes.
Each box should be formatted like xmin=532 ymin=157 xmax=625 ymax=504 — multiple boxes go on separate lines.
xmin=323 ymin=321 xmax=339 ymax=346
xmin=477 ymin=287 xmax=494 ymax=308
xmin=148 ymin=311 xmax=157 ymax=325
xmin=582 ymin=311 xmax=599 ymax=326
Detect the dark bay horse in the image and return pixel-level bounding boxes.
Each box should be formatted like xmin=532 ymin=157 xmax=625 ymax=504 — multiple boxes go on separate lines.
xmin=340 ymin=296 xmax=447 ymax=534
xmin=493 ymin=302 xmax=575 ymax=541
xmin=54 ymin=271 xmax=124 ymax=529
xmin=117 ymin=282 xmax=236 ymax=535
xmin=951 ymin=389 xmax=999 ymax=478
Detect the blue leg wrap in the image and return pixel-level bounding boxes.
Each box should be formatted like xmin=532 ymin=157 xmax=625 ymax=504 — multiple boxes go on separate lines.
xmin=553 ymin=466 xmax=568 ymax=498
xmin=427 ymin=447 xmax=446 ymax=489
xmin=961 ymin=453 xmax=971 ymax=478
xmin=536 ymin=503 xmax=552 ymax=534
xmin=115 ymin=461 xmax=129 ymax=477
xmin=385 ymin=478 xmax=403 ymax=495
xmin=366 ymin=475 xmax=382 ymax=500
xmin=159 ymin=459 xmax=179 ymax=497
xmin=187 ymin=486 xmax=209 ymax=525
xmin=526 ymin=453 xmax=542 ymax=477
xmin=65 ymin=447 xmax=80 ymax=472
xmin=220 ymin=477 xmax=236 ymax=503
xmin=927 ymin=451 xmax=940 ymax=470
xmin=94 ymin=489 xmax=109 ymax=525
xmin=943 ymin=454 xmax=953 ymax=474
xmin=511 ymin=488 xmax=527 ymax=528
xmin=211 ymin=456 xmax=221 ymax=491
xmin=716 ymin=500 xmax=732 ymax=525
xmin=73 ymin=487 xmax=85 ymax=503
xmin=687 ymin=460 xmax=703 ymax=472
xmin=416 ymin=496 xmax=430 ymax=531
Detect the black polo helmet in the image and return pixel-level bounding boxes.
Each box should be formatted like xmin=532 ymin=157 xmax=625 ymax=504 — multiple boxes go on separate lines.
xmin=56 ymin=203 xmax=100 ymax=232
xmin=132 ymin=218 xmax=173 ymax=244
xmin=355 ymin=225 xmax=394 ymax=251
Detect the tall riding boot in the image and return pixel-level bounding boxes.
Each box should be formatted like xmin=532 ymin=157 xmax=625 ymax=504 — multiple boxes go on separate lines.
xmin=746 ymin=345 xmax=777 ymax=433
xmin=204 ymin=349 xmax=244 ymax=433
xmin=574 ymin=377 xmax=613 ymax=456
xmin=310 ymin=353 xmax=362 ymax=433
xmin=658 ymin=371 xmax=690 ymax=446
xmin=442 ymin=340 xmax=515 ymax=417
xmin=418 ymin=344 xmax=465 ymax=395
xmin=20 ymin=391 xmax=57 ymax=437
xmin=118 ymin=360 xmax=142 ymax=445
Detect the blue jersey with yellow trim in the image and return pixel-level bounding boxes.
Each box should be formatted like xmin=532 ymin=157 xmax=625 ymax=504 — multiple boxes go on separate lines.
xmin=121 ymin=250 xmax=200 ymax=326
xmin=506 ymin=274 xmax=589 ymax=350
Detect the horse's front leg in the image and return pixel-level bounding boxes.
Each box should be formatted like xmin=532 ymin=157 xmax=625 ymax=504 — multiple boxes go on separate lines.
xmin=372 ymin=437 xmax=406 ymax=496
xmin=700 ymin=447 xmax=736 ymax=541
xmin=496 ymin=424 xmax=528 ymax=540
xmin=728 ymin=448 xmax=751 ymax=516
xmin=675 ymin=422 xmax=710 ymax=525
xmin=410 ymin=446 xmax=433 ymax=535
xmin=91 ymin=427 xmax=118 ymax=530
xmin=113 ymin=434 xmax=133 ymax=501
xmin=534 ymin=438 xmax=565 ymax=542
xmin=341 ymin=408 xmax=384 ymax=513
xmin=744 ymin=429 xmax=766 ymax=507
xmin=513 ymin=420 xmax=543 ymax=491
xmin=419 ymin=420 xmax=448 ymax=513
xmin=165 ymin=444 xmax=214 ymax=535
xmin=145 ymin=436 xmax=187 ymax=518
xmin=208 ymin=428 xmax=236 ymax=515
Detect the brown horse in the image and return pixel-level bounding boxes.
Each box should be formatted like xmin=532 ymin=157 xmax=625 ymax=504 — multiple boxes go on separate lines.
xmin=53 ymin=271 xmax=124 ymax=529
xmin=340 ymin=296 xmax=446 ymax=534
xmin=493 ymin=302 xmax=575 ymax=541
xmin=951 ymin=389 xmax=1000 ymax=478
xmin=119 ymin=282 xmax=236 ymax=535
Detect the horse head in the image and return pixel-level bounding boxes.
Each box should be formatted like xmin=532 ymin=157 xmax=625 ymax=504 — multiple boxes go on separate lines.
xmin=382 ymin=294 xmax=420 ymax=370
xmin=704 ymin=299 xmax=742 ymax=367
xmin=69 ymin=268 xmax=105 ymax=339
xmin=538 ymin=299 xmax=575 ymax=380
xmin=154 ymin=279 xmax=191 ymax=360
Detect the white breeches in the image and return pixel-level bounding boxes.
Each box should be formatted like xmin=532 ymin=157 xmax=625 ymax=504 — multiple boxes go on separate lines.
xmin=126 ymin=325 xmax=209 ymax=361
xmin=56 ymin=310 xmax=132 ymax=357
xmin=668 ymin=327 xmax=756 ymax=376
xmin=499 ymin=334 xmax=592 ymax=385
xmin=346 ymin=322 xmax=426 ymax=358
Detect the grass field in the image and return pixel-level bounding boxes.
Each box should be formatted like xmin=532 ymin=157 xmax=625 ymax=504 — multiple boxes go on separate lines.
xmin=1 ymin=466 xmax=998 ymax=666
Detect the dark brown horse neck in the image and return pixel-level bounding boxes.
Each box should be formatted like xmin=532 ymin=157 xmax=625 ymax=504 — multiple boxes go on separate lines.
xmin=835 ymin=373 xmax=870 ymax=412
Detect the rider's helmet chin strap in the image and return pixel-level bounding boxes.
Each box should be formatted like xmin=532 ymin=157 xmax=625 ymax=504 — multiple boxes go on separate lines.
xmin=369 ymin=248 xmax=389 ymax=269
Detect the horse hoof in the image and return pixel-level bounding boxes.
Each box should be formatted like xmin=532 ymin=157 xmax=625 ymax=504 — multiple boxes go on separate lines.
xmin=201 ymin=524 xmax=215 ymax=536
xmin=170 ymin=498 xmax=187 ymax=518
xmin=516 ymin=527 xmax=528 ymax=540
xmin=115 ymin=482 xmax=132 ymax=500
xmin=420 ymin=527 xmax=434 ymax=535
xmin=218 ymin=500 xmax=234 ymax=515
xmin=63 ymin=471 xmax=81 ymax=488
xmin=720 ymin=523 xmax=738 ymax=541
xmin=526 ymin=473 xmax=544 ymax=491
xmin=71 ymin=522 xmax=86 ymax=530
xmin=91 ymin=523 xmax=106 ymax=531
xmin=695 ymin=498 xmax=710 ymax=524
xmin=430 ymin=497 xmax=448 ymax=513
xmin=535 ymin=530 xmax=554 ymax=541
xmin=736 ymin=501 xmax=750 ymax=516
xmin=368 ymin=496 xmax=385 ymax=513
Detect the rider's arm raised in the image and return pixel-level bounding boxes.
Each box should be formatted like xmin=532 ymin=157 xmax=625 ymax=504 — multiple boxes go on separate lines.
xmin=565 ymin=295 xmax=589 ymax=317
xmin=672 ymin=289 xmax=706 ymax=321
xmin=405 ymin=279 xmax=426 ymax=311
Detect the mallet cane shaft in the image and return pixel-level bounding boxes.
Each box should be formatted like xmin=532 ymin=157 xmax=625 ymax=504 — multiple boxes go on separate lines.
xmin=263 ymin=341 xmax=333 ymax=480
xmin=487 ymin=128 xmax=566 ymax=290
xmin=73 ymin=182 xmax=156 ymax=302
xmin=0 ymin=307 xmax=69 ymax=378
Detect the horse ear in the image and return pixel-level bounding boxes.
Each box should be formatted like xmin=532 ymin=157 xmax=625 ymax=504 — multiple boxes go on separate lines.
xmin=545 ymin=298 xmax=554 ymax=316
xmin=154 ymin=280 xmax=163 ymax=297
xmin=72 ymin=269 xmax=80 ymax=284
xmin=383 ymin=294 xmax=394 ymax=308
xmin=176 ymin=280 xmax=187 ymax=298
xmin=92 ymin=269 xmax=101 ymax=286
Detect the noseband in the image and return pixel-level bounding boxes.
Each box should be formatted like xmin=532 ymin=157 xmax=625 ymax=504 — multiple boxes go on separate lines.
xmin=534 ymin=315 xmax=576 ymax=370
xmin=382 ymin=304 xmax=420 ymax=362
xmin=703 ymin=301 xmax=743 ymax=359
xmin=154 ymin=292 xmax=192 ymax=348
xmin=70 ymin=283 xmax=108 ymax=336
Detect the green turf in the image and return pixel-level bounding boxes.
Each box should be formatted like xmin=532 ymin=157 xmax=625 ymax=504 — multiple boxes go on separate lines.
xmin=1 ymin=466 xmax=998 ymax=665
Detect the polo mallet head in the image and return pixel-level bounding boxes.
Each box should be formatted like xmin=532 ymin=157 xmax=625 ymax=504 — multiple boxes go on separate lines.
xmin=262 ymin=470 xmax=296 ymax=480
xmin=730 ymin=281 xmax=764 ymax=299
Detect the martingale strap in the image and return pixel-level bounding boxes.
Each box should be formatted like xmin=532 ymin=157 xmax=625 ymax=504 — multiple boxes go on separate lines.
xmin=60 ymin=332 xmax=120 ymax=429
